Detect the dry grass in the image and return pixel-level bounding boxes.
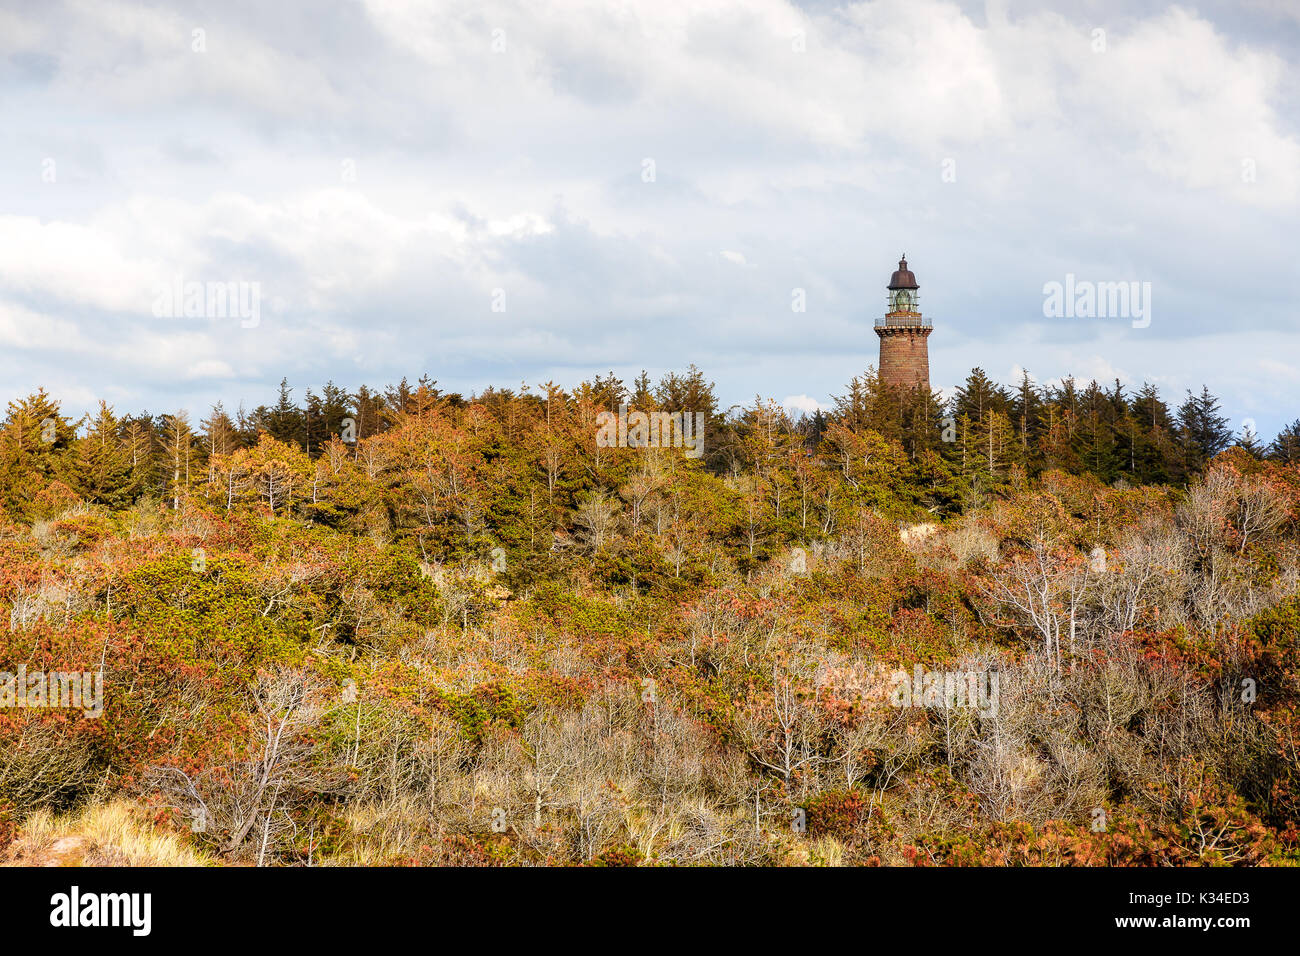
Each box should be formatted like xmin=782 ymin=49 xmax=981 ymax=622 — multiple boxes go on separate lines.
xmin=4 ymin=799 xmax=215 ymax=867
xmin=940 ymin=521 xmax=1000 ymax=566
xmin=327 ymin=798 xmax=431 ymax=866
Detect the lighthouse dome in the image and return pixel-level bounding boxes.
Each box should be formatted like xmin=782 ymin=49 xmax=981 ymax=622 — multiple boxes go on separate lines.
xmin=887 ymin=256 xmax=918 ymax=290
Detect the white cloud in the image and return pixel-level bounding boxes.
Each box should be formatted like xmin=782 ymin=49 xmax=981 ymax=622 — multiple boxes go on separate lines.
xmin=782 ymin=394 xmax=829 ymax=414
xmin=0 ymin=0 xmax=1296 ymax=438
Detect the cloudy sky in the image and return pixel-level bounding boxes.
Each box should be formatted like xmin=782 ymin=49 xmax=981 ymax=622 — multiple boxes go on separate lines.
xmin=2 ymin=0 xmax=1298 ymax=437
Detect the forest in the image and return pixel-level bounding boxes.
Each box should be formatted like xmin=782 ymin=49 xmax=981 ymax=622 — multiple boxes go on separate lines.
xmin=0 ymin=364 xmax=1297 ymax=866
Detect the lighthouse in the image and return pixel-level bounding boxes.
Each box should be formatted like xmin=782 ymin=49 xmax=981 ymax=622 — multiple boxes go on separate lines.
xmin=874 ymin=255 xmax=933 ymax=390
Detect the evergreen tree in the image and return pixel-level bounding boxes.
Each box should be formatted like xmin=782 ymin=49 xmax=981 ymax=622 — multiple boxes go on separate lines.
xmin=831 ymin=370 xmax=877 ymax=434
xmin=266 ymin=378 xmax=305 ymax=449
xmin=803 ymin=408 xmax=830 ymax=451
xmin=0 ymin=389 xmax=77 ymax=515
xmin=1075 ymin=380 xmax=1119 ymax=482
xmin=947 ymin=370 xmax=1012 ymax=479
xmin=655 ymin=364 xmax=721 ymax=467
xmin=1177 ymin=386 xmax=1232 ymax=473
xmin=159 ymin=411 xmax=196 ymax=509
xmin=1010 ymin=371 xmax=1045 ymax=473
xmin=583 ymin=371 xmax=627 ymax=410
xmin=385 ymin=377 xmax=415 ymax=415
xmin=950 ymin=368 xmax=1011 ymax=424
xmin=1233 ymin=422 xmax=1265 ymax=458
xmin=202 ymin=403 xmax=239 ymax=458
xmin=1270 ymin=419 xmax=1300 ymax=464
xmin=305 ymin=381 xmax=354 ymax=454
xmin=303 ymin=390 xmax=326 ymax=457
xmin=899 ymin=384 xmax=944 ymax=461
xmin=67 ymin=401 xmax=134 ymax=507
xmin=410 ymin=375 xmax=442 ymax=416
xmin=121 ymin=413 xmax=160 ymax=499
xmin=1040 ymin=377 xmax=1083 ymax=474
xmin=655 ymin=364 xmax=717 ymax=421
xmin=354 ymin=385 xmax=389 ymax=441
xmin=630 ymin=370 xmax=656 ymax=410
xmin=234 ymin=402 xmax=260 ymax=447
xmin=982 ymin=408 xmax=1017 ymax=479
xmin=1051 ymin=375 xmax=1081 ymax=421
xmin=1130 ymin=383 xmax=1177 ymax=484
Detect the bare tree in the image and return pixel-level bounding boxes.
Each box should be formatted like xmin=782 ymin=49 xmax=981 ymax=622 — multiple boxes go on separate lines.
xmin=574 ymin=491 xmax=619 ymax=552
xmin=149 ymin=668 xmax=343 ymax=863
xmin=984 ymin=533 xmax=1093 ymax=670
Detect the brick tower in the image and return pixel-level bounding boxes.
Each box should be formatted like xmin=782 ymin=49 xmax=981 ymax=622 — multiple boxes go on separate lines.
xmin=875 ymin=255 xmax=932 ymax=390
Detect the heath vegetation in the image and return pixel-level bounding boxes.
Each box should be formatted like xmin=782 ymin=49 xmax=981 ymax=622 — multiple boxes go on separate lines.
xmin=1 ymin=367 xmax=1297 ymax=866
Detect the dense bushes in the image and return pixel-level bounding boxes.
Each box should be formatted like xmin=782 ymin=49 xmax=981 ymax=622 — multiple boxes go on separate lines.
xmin=0 ymin=373 xmax=1297 ymax=865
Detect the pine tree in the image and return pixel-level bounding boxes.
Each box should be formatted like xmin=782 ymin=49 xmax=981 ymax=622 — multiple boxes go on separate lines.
xmin=832 ymin=371 xmax=875 ymax=434
xmin=385 ymin=377 xmax=415 ymax=415
xmin=67 ymin=401 xmax=134 ymax=507
xmin=655 ymin=364 xmax=717 ymax=420
xmin=202 ymin=402 xmax=239 ymax=457
xmin=354 ymin=385 xmax=389 ymax=442
xmin=1075 ymin=380 xmax=1119 ymax=482
xmin=121 ymin=414 xmax=159 ymax=498
xmin=804 ymin=408 xmax=830 ymax=451
xmin=1051 ymin=376 xmax=1081 ymax=422
xmin=1234 ymin=422 xmax=1265 ymax=458
xmin=900 ymin=384 xmax=944 ymax=461
xmin=0 ymin=389 xmax=76 ymax=515
xmin=655 ymin=364 xmax=720 ymax=466
xmin=983 ymin=409 xmax=1016 ymax=480
xmin=410 ymin=375 xmax=442 ymax=416
xmin=233 ymin=403 xmax=258 ymax=447
xmin=267 ymin=378 xmax=305 ymax=449
xmin=304 ymin=382 xmax=354 ymax=455
xmin=951 ymin=368 xmax=1011 ymax=424
xmin=1270 ymin=419 xmax=1300 ymax=464
xmin=1010 ymin=371 xmax=1044 ymax=474
xmin=1177 ymin=386 xmax=1232 ymax=473
xmin=159 ymin=411 xmax=196 ymax=509
xmin=303 ymin=390 xmax=325 ymax=458
xmin=630 ymin=370 xmax=656 ymax=410
xmin=1131 ymin=383 xmax=1177 ymax=484
xmin=584 ymin=371 xmax=627 ymax=410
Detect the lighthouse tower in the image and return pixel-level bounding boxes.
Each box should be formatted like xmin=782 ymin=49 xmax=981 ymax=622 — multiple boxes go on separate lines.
xmin=875 ymin=255 xmax=933 ymax=390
